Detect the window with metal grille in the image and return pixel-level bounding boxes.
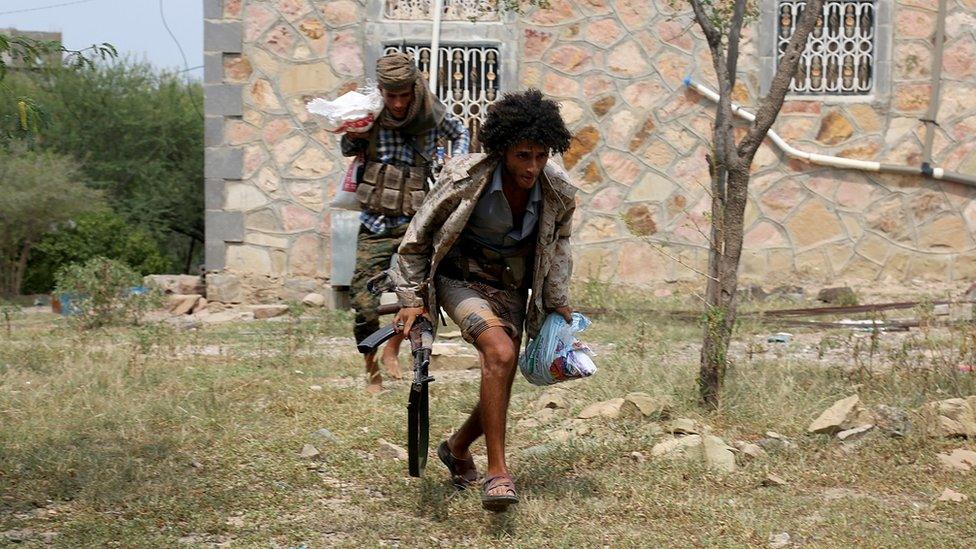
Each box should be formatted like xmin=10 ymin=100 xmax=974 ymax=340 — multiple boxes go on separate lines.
xmin=384 ymin=0 xmax=499 ymax=21
xmin=777 ymin=0 xmax=876 ymax=95
xmin=385 ymin=44 xmax=500 ymax=152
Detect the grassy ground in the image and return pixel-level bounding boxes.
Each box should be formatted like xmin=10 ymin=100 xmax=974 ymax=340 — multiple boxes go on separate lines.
xmin=1 ymin=291 xmax=975 ymax=548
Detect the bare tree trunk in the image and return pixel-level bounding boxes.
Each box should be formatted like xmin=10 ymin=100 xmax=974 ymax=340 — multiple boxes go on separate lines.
xmin=11 ymin=241 xmax=32 ymax=298
xmin=690 ymin=0 xmax=825 ymax=409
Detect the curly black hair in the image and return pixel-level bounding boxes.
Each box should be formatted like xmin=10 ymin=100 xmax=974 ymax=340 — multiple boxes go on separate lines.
xmin=478 ymin=89 xmax=572 ymax=156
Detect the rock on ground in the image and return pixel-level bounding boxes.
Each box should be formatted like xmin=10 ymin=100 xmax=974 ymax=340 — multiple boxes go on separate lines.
xmin=377 ymin=438 xmax=408 ymax=460
xmin=920 ymin=396 xmax=976 ymax=438
xmin=817 ymin=286 xmax=856 ymax=304
xmin=302 ymin=293 xmax=327 ymax=307
xmin=936 ymin=488 xmax=968 ymax=502
xmin=578 ymin=397 xmax=641 ymax=420
xmin=299 ymin=444 xmax=320 ymax=459
xmin=167 ymin=294 xmax=202 ymax=315
xmin=808 ymin=395 xmax=874 ymax=434
xmin=624 ymin=392 xmax=673 ymax=419
xmin=936 ymin=448 xmax=976 ymax=472
xmin=248 ymin=304 xmax=289 ymax=319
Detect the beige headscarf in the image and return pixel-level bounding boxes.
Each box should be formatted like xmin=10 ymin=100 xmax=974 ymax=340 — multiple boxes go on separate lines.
xmin=375 ymin=53 xmax=446 ymax=135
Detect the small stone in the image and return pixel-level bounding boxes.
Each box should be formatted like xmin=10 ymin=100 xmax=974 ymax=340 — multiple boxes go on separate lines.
xmin=536 ymin=407 xmax=557 ymax=423
xmin=249 ymin=304 xmax=289 ymax=319
xmin=936 ymin=448 xmax=976 ymax=472
xmin=299 ymin=444 xmax=320 ymax=459
xmin=309 ymin=385 xmax=323 ymax=391
xmin=734 ymin=442 xmax=768 ymax=460
xmin=302 ymin=293 xmax=326 ymax=307
xmin=808 ymin=395 xmax=870 ymax=434
xmin=768 ymin=532 xmax=791 ymax=549
xmin=937 ymin=488 xmax=968 ymax=502
xmin=817 ymin=286 xmax=857 ymax=305
xmin=667 ymin=418 xmax=700 ymax=435
xmin=377 ymin=438 xmax=408 ymax=460
xmin=651 ymin=435 xmax=703 ymax=459
xmin=578 ymin=398 xmax=640 ymax=419
xmin=765 ymin=431 xmax=786 ymax=440
xmin=762 ymin=474 xmax=788 ymax=487
xmin=312 ymin=428 xmax=340 ymax=444
xmin=836 ymin=424 xmax=874 ymax=441
xmin=874 ymin=405 xmax=911 ymax=437
xmin=630 ymin=451 xmax=646 ymax=464
xmin=919 ymin=396 xmax=976 ymax=438
xmin=702 ymin=435 xmax=736 ymax=473
xmin=624 ymin=392 xmax=673 ymax=419
xmin=167 ymin=294 xmax=203 ymax=315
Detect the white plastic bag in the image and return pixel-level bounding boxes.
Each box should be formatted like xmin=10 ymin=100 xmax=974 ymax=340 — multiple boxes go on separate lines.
xmin=306 ymin=85 xmax=384 ymax=134
xmin=519 ymin=312 xmax=597 ymax=386
xmin=330 ymin=155 xmax=362 ymax=211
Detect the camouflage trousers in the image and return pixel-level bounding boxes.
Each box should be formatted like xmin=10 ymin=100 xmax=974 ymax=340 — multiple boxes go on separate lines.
xmin=350 ymin=223 xmax=408 ymax=348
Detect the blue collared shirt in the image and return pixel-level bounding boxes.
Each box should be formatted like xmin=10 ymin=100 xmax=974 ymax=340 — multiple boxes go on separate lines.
xmin=464 ymin=163 xmax=542 ymax=251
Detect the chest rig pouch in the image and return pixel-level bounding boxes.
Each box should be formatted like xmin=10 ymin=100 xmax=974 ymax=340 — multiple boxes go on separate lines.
xmin=442 ymin=234 xmax=537 ymax=291
xmin=355 ymin=131 xmax=431 ymax=217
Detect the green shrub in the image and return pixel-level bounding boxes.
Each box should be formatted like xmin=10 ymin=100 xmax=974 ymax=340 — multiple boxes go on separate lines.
xmin=54 ymin=257 xmax=161 ymax=329
xmin=22 ymin=210 xmax=170 ymax=294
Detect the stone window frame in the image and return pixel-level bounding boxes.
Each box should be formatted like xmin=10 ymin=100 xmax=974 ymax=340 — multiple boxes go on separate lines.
xmin=758 ymin=0 xmax=892 ymax=104
xmin=364 ymin=0 xmax=518 ymax=113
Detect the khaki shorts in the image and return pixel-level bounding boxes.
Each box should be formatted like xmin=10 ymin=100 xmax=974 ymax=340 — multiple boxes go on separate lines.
xmin=437 ymin=275 xmax=527 ymax=344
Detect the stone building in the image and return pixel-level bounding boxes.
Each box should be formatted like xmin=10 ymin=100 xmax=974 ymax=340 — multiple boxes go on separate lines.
xmin=203 ymin=0 xmax=976 ymax=304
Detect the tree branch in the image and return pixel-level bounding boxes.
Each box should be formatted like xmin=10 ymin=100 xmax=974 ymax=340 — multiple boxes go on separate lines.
xmin=738 ymin=0 xmax=825 ymax=159
xmin=726 ymin=0 xmax=747 ymax=90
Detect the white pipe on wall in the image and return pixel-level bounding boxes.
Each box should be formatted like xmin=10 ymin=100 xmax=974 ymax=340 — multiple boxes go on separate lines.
xmin=428 ymin=0 xmax=444 ymax=93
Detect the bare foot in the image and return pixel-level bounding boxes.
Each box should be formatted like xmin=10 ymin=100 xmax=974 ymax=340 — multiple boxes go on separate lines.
xmin=381 ymin=338 xmax=404 ymax=380
xmin=365 ymin=382 xmax=384 ymax=395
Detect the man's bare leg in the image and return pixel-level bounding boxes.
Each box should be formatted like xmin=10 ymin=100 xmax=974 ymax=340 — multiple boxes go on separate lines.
xmin=380 ymin=334 xmax=405 ymax=380
xmin=364 ymin=352 xmax=383 ymax=394
xmin=470 ymin=327 xmax=519 ymax=479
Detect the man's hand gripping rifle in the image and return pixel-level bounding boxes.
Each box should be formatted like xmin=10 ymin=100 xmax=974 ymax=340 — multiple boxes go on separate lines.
xmin=357 ymin=271 xmax=435 ymax=477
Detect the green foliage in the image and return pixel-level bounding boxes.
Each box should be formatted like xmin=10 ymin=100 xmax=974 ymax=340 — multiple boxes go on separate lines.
xmin=22 ymin=210 xmax=170 ymax=294
xmin=54 ymin=257 xmax=161 ymax=329
xmin=0 ymin=144 xmax=104 ymax=296
xmin=37 ymin=60 xmax=204 ymax=269
xmin=0 ymin=58 xmax=204 ymax=284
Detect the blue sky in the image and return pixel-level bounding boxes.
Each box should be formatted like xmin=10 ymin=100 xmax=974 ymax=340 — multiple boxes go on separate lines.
xmin=0 ymin=0 xmax=203 ymax=79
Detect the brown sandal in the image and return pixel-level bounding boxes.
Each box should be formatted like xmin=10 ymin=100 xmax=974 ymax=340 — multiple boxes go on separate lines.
xmin=481 ymin=474 xmax=518 ymax=512
xmin=437 ymin=440 xmax=479 ymax=489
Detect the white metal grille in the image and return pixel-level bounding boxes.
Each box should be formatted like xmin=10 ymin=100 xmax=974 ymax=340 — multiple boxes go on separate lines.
xmin=384 ymin=0 xmax=499 ymax=21
xmin=385 ymin=44 xmax=500 ymax=152
xmin=777 ymin=0 xmax=876 ymax=95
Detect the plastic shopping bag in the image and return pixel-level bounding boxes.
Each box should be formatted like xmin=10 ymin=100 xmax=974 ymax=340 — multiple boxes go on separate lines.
xmin=306 ymin=85 xmax=384 ymax=134
xmin=330 ymin=154 xmax=362 ymax=211
xmin=519 ymin=312 xmax=597 ymax=386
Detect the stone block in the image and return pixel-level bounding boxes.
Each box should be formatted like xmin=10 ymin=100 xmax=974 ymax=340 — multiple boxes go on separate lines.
xmin=206 ymin=273 xmax=242 ymax=303
xmin=204 ymin=116 xmax=224 ymax=147
xmin=204 ymin=0 xmax=222 ymax=19
xmin=204 ymin=20 xmax=243 ymax=53
xmin=204 ymin=52 xmax=223 ymax=84
xmin=204 ymin=147 xmax=244 ymax=179
xmin=204 ymin=84 xmax=243 ymax=116
xmin=205 ymin=179 xmax=225 ymax=210
xmin=206 ymin=210 xmax=245 ymax=243
xmin=205 ymin=240 xmax=227 ymax=271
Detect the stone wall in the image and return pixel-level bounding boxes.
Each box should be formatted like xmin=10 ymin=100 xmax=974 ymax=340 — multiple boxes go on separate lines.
xmin=204 ymin=0 xmax=976 ymax=303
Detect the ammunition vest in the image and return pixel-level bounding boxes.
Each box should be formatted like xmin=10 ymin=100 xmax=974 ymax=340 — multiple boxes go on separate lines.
xmin=355 ymin=130 xmax=432 ymax=217
xmin=441 ymin=233 xmax=536 ymax=291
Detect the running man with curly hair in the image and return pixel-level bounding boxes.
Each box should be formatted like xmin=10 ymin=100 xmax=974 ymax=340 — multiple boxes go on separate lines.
xmin=392 ymin=89 xmax=576 ymax=512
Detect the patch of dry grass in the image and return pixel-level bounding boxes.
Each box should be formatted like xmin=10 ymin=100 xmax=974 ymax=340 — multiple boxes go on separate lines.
xmin=1 ymin=302 xmax=974 ymax=547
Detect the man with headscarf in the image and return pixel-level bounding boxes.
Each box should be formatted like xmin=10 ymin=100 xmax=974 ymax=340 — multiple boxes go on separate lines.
xmin=341 ymin=52 xmax=470 ymax=394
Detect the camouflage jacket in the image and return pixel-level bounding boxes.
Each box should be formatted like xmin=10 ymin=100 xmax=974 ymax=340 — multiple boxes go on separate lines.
xmin=393 ymin=153 xmax=576 ymax=341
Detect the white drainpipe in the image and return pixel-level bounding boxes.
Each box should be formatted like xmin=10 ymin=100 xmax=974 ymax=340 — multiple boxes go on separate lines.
xmin=683 ymin=77 xmax=976 ymax=187
xmin=428 ymin=0 xmax=444 ymax=93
